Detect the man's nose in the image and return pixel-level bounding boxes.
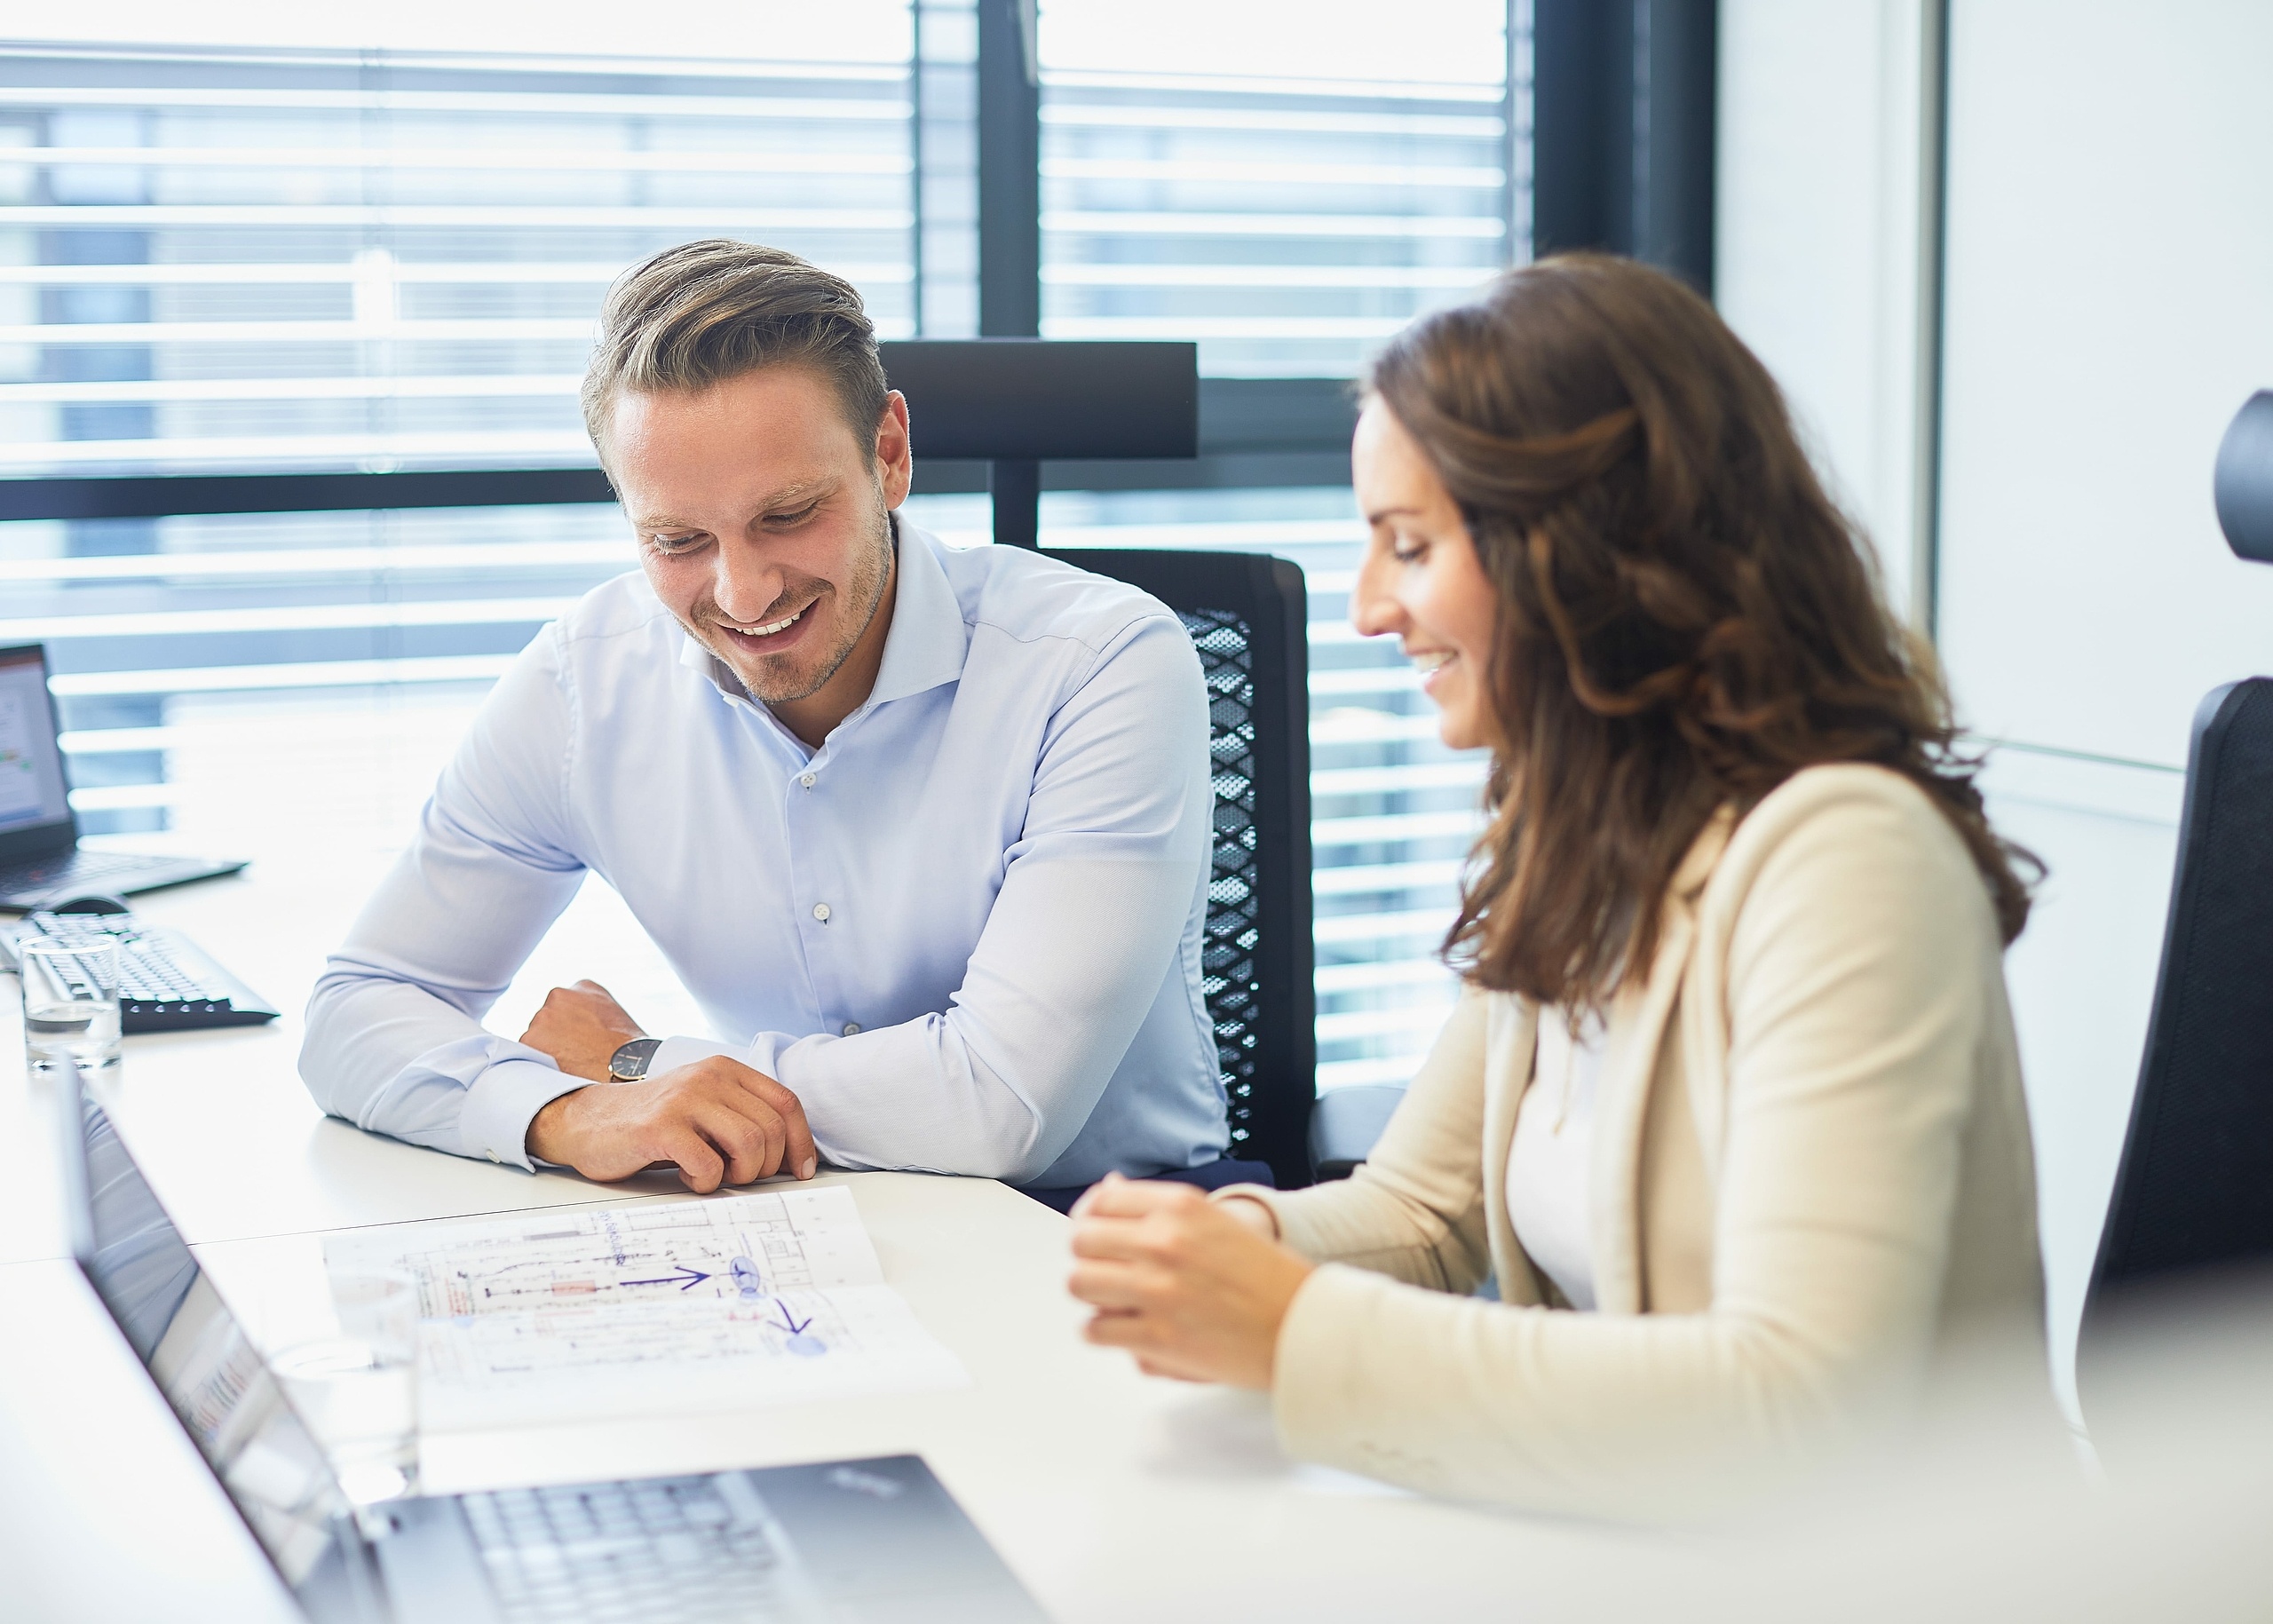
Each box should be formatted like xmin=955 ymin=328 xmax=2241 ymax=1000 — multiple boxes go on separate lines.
xmin=712 ymin=539 xmax=784 ymax=622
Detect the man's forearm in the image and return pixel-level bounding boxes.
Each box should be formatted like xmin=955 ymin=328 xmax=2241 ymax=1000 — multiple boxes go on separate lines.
xmin=300 ymin=964 xmax=580 ymax=1167
xmin=300 ymin=624 xmax=605 ymax=1167
xmin=517 ymin=978 xmax=651 ymax=1081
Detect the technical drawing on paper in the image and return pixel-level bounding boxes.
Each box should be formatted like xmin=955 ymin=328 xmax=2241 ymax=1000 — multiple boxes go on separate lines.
xmin=327 ymin=1186 xmax=966 ymax=1427
xmin=411 ymin=1280 xmax=970 ymax=1430
xmin=323 ymin=1186 xmax=883 ymax=1320
xmin=421 ymin=1284 xmax=927 ymax=1384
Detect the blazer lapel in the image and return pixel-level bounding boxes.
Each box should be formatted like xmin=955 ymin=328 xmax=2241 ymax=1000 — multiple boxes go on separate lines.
xmin=1479 ymin=992 xmax=1542 ymax=1306
xmin=1674 ymin=812 xmax=1740 ymax=1191
xmin=1587 ymin=809 xmax=1733 ymax=1316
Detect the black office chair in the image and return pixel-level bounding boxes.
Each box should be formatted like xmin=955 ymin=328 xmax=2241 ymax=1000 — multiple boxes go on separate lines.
xmin=887 ymin=345 xmax=1354 ymax=1191
xmin=2078 ymin=391 xmax=2273 ymax=1413
xmin=2083 ymin=678 xmax=2273 ymax=1301
xmin=1049 ymin=549 xmax=1318 ymax=1191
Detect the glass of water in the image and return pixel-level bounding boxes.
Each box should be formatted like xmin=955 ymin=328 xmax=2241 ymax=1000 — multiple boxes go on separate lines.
xmin=20 ymin=937 xmax=123 ymax=1091
xmin=273 ymin=1268 xmax=421 ymax=1506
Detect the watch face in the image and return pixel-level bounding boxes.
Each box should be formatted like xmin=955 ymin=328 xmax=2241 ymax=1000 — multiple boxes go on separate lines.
xmin=609 ymin=1037 xmax=662 ymax=1080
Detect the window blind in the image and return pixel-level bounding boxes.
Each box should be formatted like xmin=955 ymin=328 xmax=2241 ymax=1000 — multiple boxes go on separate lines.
xmin=2 ymin=6 xmax=1528 ymax=1098
xmin=0 ymin=33 xmax=969 ymax=851
xmin=1036 ymin=0 xmax=1525 ymax=1090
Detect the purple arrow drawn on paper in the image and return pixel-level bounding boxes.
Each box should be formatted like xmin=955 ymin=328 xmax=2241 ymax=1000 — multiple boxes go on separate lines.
xmin=772 ymin=1299 xmax=813 ymax=1335
xmin=620 ymin=1265 xmax=713 ymax=1290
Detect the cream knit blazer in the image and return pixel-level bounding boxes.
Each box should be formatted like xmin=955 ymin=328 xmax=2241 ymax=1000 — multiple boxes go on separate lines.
xmin=1231 ymin=764 xmax=2049 ymax=1515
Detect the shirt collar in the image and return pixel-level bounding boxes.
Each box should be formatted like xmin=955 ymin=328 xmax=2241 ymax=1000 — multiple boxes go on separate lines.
xmin=678 ymin=620 xmax=744 ymax=696
xmin=675 ymin=512 xmax=970 ymax=712
xmin=865 ymin=515 xmax=970 ymax=706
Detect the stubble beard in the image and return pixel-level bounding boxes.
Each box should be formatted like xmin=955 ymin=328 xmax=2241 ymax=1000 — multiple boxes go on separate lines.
xmin=706 ymin=506 xmax=895 ymax=705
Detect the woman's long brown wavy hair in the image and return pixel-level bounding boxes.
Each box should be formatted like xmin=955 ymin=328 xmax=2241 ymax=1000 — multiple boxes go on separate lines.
xmin=1367 ymin=254 xmax=2037 ymax=1010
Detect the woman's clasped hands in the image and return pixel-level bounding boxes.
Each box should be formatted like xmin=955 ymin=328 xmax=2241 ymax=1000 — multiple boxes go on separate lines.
xmin=1065 ymin=1174 xmax=1315 ymax=1389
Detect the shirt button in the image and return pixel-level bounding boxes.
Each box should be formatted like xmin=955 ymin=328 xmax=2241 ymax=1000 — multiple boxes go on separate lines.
xmin=487 ymin=1151 xmax=501 ymax=1164
xmin=841 ymin=1021 xmax=861 ymax=1036
xmin=812 ymin=902 xmax=831 ymax=922
xmin=799 ymin=772 xmax=816 ymax=788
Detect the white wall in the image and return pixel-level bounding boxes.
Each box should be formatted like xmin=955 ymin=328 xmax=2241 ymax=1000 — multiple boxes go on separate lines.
xmin=1937 ymin=0 xmax=2273 ymax=1406
xmin=1715 ymin=0 xmax=1929 ymax=622
xmin=1976 ymin=748 xmax=2179 ymax=1413
xmin=1938 ymin=0 xmax=2273 ymax=772
xmin=1718 ymin=0 xmax=2273 ymax=1412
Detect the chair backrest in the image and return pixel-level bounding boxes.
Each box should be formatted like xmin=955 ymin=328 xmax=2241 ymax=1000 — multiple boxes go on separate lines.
xmin=2084 ymin=677 xmax=2273 ymax=1340
xmin=1047 ymin=548 xmax=1316 ymax=1188
xmin=879 ymin=341 xmax=1199 ymax=461
xmin=883 ymin=340 xmax=1198 ymax=551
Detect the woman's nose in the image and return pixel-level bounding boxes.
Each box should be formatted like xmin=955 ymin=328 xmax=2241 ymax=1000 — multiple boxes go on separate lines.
xmin=1349 ymin=550 xmax=1407 ymax=639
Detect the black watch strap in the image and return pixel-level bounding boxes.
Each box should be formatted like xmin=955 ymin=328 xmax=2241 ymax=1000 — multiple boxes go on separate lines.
xmin=607 ymin=1036 xmax=663 ymax=1081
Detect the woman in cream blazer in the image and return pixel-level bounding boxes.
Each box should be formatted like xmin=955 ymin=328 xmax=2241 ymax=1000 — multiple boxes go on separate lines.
xmin=1066 ymin=255 xmax=2050 ymax=1517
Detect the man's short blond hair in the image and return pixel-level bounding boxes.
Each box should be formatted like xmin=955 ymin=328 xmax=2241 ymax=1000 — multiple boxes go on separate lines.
xmin=581 ymin=239 xmax=888 ymax=462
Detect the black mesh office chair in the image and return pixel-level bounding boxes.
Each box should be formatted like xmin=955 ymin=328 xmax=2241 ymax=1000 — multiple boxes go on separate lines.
xmin=2079 ymin=683 xmax=2273 ymax=1347
xmin=2078 ymin=392 xmax=2273 ymax=1412
xmin=1049 ymin=549 xmax=1318 ymax=1190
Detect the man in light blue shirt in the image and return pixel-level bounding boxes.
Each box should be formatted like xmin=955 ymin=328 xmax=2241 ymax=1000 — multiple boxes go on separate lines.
xmin=300 ymin=240 xmax=1232 ymax=1196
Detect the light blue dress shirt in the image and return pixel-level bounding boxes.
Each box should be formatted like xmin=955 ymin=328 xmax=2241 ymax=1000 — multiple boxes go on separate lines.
xmin=299 ymin=519 xmax=1230 ymax=1186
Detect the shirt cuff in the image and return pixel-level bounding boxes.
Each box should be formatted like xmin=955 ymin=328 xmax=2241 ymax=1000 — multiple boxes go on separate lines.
xmin=460 ymin=1058 xmax=587 ymax=1172
xmin=651 ymin=1035 xmax=742 ymax=1076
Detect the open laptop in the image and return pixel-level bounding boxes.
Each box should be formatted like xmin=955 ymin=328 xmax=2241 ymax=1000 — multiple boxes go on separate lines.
xmin=0 ymin=642 xmax=244 ymax=908
xmin=56 ymin=1069 xmax=1050 ymax=1623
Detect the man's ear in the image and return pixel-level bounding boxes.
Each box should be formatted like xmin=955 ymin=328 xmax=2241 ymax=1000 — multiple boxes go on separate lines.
xmin=876 ymin=390 xmax=914 ymax=507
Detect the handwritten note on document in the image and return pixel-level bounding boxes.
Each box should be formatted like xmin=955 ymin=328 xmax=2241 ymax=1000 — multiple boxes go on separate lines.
xmin=321 ymin=1188 xmax=967 ymax=1430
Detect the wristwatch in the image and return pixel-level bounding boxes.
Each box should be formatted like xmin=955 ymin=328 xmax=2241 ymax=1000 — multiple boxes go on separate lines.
xmin=607 ymin=1037 xmax=664 ymax=1081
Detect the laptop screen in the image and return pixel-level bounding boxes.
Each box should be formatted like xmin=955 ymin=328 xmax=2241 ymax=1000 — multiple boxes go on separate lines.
xmin=0 ymin=645 xmax=73 ymax=837
xmin=67 ymin=1077 xmax=350 ymax=1586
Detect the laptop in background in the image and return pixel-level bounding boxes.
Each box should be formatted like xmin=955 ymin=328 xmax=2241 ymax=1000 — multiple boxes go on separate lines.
xmin=0 ymin=642 xmax=245 ymax=909
xmin=57 ymin=1069 xmax=1050 ymax=1624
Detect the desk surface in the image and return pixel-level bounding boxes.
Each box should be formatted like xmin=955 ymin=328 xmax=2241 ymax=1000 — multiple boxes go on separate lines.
xmin=0 ymin=858 xmax=1676 ymax=1622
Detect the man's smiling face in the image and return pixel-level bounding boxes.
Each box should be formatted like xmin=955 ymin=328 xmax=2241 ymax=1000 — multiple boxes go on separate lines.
xmin=606 ymin=364 xmax=912 ymax=715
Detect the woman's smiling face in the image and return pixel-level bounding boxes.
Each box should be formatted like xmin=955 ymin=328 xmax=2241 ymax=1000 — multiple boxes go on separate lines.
xmin=1348 ymin=396 xmax=1502 ymax=752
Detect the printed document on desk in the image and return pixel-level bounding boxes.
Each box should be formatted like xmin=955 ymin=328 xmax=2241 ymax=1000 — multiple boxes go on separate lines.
xmin=322 ymin=1188 xmax=969 ymax=1430
xmin=326 ymin=1187 xmax=885 ymax=1312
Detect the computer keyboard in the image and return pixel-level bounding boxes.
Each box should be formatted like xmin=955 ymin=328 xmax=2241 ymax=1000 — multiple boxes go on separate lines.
xmin=460 ymin=1476 xmax=818 ymax=1624
xmin=8 ymin=908 xmax=279 ymax=1033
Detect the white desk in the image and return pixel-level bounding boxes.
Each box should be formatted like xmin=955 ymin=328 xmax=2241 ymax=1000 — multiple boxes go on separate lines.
xmin=0 ymin=860 xmax=1674 ymax=1622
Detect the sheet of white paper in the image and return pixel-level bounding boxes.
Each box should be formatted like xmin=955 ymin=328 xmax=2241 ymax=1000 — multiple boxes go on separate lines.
xmin=416 ymin=1283 xmax=969 ymax=1430
xmin=322 ymin=1187 xmax=883 ymax=1317
xmin=321 ymin=1188 xmax=967 ymax=1429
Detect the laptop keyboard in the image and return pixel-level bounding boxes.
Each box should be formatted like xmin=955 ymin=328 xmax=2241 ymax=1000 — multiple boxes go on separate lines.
xmin=0 ymin=849 xmax=168 ymax=894
xmin=460 ymin=1476 xmax=818 ymax=1623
